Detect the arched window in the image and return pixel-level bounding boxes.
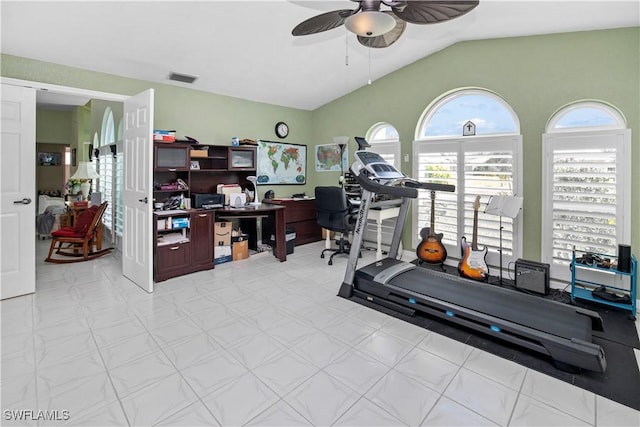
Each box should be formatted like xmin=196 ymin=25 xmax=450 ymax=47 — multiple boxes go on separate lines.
xmin=100 ymin=107 xmax=115 ymax=146
xmin=413 ymin=88 xmax=523 ymax=272
xmin=97 ymin=107 xmax=116 ymax=236
xmin=417 ymin=88 xmax=519 ymax=138
xmin=541 ymin=101 xmax=630 ymax=282
xmin=547 ymin=101 xmax=626 ymax=131
xmin=366 ymin=122 xmax=401 ymax=168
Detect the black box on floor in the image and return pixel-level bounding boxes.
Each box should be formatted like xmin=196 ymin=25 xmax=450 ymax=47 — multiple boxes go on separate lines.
xmin=268 ymin=226 xmax=295 ymax=255
xmin=515 ymin=259 xmax=550 ymax=295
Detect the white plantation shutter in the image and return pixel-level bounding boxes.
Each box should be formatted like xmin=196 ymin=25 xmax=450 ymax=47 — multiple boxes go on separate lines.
xmin=552 ymin=148 xmax=617 ymax=258
xmin=463 ymin=146 xmax=516 ymax=257
xmin=415 ymin=146 xmax=459 ymax=248
xmin=413 ymin=136 xmax=521 ymax=267
xmin=115 ymin=150 xmax=123 ymax=237
xmin=542 ymin=130 xmax=631 ymax=281
xmin=98 ymin=151 xmax=113 ymax=232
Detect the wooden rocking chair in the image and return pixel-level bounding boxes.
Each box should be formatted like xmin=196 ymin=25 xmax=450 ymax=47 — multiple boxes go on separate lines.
xmin=45 ymin=202 xmax=113 ymax=263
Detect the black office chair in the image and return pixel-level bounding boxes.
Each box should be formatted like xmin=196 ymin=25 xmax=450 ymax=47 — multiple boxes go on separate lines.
xmin=315 ymin=186 xmax=358 ymax=265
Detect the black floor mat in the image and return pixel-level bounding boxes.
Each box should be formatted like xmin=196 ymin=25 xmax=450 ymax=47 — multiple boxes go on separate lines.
xmin=343 ymin=262 xmax=640 ymax=411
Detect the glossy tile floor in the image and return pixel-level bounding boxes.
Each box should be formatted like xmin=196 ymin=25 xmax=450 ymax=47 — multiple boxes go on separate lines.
xmin=2 ymin=239 xmax=639 ymax=426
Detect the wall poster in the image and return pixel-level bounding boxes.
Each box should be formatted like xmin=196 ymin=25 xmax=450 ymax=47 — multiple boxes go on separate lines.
xmin=257 ymin=140 xmax=306 ymax=185
xmin=315 ymin=143 xmax=349 ymax=172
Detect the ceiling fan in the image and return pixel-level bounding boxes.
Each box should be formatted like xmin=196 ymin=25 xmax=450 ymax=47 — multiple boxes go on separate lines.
xmin=292 ymin=1 xmax=479 ymax=48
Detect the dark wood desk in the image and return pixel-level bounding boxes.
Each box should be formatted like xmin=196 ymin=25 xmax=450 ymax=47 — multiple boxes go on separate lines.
xmin=262 ymin=198 xmax=322 ymax=246
xmin=216 ymin=204 xmax=287 ymax=262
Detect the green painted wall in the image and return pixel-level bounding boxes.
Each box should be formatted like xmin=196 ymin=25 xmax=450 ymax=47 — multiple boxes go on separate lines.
xmin=35 ymin=109 xmax=72 ymax=144
xmin=1 ymin=54 xmax=314 ymax=200
xmin=3 ymin=27 xmax=638 ymax=259
xmin=312 ymin=27 xmax=640 ymax=260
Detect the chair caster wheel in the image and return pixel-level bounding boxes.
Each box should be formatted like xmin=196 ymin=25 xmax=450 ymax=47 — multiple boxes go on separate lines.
xmin=321 ymin=254 xmax=325 ymax=259
xmin=328 ymin=260 xmax=333 ymax=265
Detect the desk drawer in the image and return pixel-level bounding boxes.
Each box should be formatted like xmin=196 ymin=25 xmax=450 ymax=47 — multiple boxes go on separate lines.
xmin=155 ymin=242 xmax=191 ymax=281
xmin=283 ymin=200 xmax=316 ymax=223
xmin=291 ymin=219 xmax=322 ymax=246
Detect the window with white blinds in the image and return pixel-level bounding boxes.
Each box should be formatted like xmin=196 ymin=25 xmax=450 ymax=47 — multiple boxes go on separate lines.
xmin=367 ymin=122 xmax=400 ymax=168
xmin=413 ymin=136 xmax=522 ymax=267
xmin=97 ymin=151 xmax=113 ymax=232
xmin=542 ymin=129 xmax=631 ymax=281
xmin=550 ymin=146 xmax=617 ymax=258
xmin=414 ymin=89 xmax=522 ymax=267
xmin=115 ymin=150 xmax=123 ymax=237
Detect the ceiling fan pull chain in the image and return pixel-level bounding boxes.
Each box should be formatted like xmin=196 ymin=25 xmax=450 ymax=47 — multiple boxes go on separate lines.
xmin=345 ymin=28 xmax=349 ymax=66
xmin=368 ymin=47 xmax=372 ymax=85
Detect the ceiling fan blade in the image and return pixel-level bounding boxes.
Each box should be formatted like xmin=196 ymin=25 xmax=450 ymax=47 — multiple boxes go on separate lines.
xmin=392 ymin=1 xmax=479 ymax=25
xmin=292 ymin=9 xmax=355 ymax=36
xmin=357 ymin=12 xmax=406 ymax=48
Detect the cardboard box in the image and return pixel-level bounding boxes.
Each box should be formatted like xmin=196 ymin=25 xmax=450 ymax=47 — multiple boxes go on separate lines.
xmin=214 ymin=245 xmax=232 ymax=265
xmin=322 ymin=228 xmax=335 ymax=239
xmin=190 ymin=149 xmax=208 ymax=158
xmin=214 ymin=255 xmax=232 ymax=265
xmin=172 ymin=217 xmax=189 ymax=229
xmin=214 ymin=221 xmax=232 ymax=246
xmin=233 ymin=240 xmax=249 ymax=261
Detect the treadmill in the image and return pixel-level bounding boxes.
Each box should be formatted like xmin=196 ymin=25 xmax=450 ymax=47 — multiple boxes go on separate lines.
xmin=338 ymin=150 xmax=606 ymax=373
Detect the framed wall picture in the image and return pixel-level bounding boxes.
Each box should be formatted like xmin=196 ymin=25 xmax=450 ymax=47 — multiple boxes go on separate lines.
xmin=257 ymin=140 xmax=306 ymax=185
xmin=71 ymin=148 xmax=77 ymax=166
xmin=315 ymin=143 xmax=349 ymax=172
xmin=38 ymin=152 xmax=62 ymax=166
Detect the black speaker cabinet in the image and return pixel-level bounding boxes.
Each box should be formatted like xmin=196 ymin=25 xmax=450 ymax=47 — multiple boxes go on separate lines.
xmin=515 ymin=259 xmax=550 ymax=295
xmin=617 ymin=244 xmax=631 ymax=273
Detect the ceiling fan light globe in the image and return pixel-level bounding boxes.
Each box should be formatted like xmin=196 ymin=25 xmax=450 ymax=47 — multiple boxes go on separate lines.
xmin=344 ymin=11 xmax=396 ymax=37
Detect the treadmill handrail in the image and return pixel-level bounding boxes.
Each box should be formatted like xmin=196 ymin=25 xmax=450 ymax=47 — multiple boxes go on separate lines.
xmin=353 ymin=172 xmax=418 ymax=199
xmin=404 ymin=179 xmax=455 ymax=193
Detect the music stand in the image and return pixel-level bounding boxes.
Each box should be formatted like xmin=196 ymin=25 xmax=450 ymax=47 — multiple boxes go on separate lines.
xmin=484 ymin=195 xmax=523 ymax=285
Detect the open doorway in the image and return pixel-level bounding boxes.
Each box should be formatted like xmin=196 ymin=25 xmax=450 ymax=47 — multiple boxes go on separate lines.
xmin=2 ymin=77 xmax=131 ymax=299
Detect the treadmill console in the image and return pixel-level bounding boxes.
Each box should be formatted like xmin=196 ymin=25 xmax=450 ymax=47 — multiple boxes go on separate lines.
xmin=352 ymin=150 xmax=405 ymax=180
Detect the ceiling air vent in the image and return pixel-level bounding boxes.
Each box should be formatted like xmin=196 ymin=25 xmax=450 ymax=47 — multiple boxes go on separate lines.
xmin=168 ymin=72 xmax=198 ymax=84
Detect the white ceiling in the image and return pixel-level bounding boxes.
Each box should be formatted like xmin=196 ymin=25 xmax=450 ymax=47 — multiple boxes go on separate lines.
xmin=2 ymin=1 xmax=638 ymax=111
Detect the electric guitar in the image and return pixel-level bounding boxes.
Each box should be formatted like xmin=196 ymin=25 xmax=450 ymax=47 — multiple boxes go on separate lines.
xmin=416 ymin=190 xmax=447 ymax=264
xmin=458 ymin=195 xmax=489 ymax=281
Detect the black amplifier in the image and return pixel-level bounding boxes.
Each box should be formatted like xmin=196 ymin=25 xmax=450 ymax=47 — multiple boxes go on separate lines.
xmin=514 ymin=259 xmax=550 ymax=295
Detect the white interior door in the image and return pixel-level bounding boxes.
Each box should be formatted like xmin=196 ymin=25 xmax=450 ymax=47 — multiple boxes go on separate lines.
xmin=1 ymin=84 xmax=36 ymax=299
xmin=122 ymin=89 xmax=154 ymax=292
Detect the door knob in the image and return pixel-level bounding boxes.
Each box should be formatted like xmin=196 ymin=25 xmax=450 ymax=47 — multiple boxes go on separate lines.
xmin=139 ymin=197 xmax=148 ymax=203
xmin=13 ymin=197 xmax=31 ymax=204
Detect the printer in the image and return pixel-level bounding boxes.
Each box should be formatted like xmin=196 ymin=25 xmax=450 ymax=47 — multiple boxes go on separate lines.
xmin=192 ymin=193 xmax=225 ymax=209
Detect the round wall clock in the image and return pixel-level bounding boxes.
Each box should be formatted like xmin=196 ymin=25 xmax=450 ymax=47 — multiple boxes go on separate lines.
xmin=275 ymin=121 xmax=289 ymax=139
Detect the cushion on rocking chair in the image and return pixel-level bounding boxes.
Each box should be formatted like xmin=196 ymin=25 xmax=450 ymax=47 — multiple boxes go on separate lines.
xmin=51 ymin=206 xmax=99 ymax=238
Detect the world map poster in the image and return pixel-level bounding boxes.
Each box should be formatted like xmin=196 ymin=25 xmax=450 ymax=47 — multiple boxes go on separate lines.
xmin=257 ymin=140 xmax=307 ymax=185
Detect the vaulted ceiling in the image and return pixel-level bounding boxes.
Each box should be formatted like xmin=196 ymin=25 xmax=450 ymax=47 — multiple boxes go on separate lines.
xmin=2 ymin=1 xmax=638 ymax=110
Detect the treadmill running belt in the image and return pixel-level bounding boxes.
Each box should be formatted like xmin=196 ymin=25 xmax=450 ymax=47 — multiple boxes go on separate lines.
xmin=358 ymin=259 xmax=595 ymax=342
